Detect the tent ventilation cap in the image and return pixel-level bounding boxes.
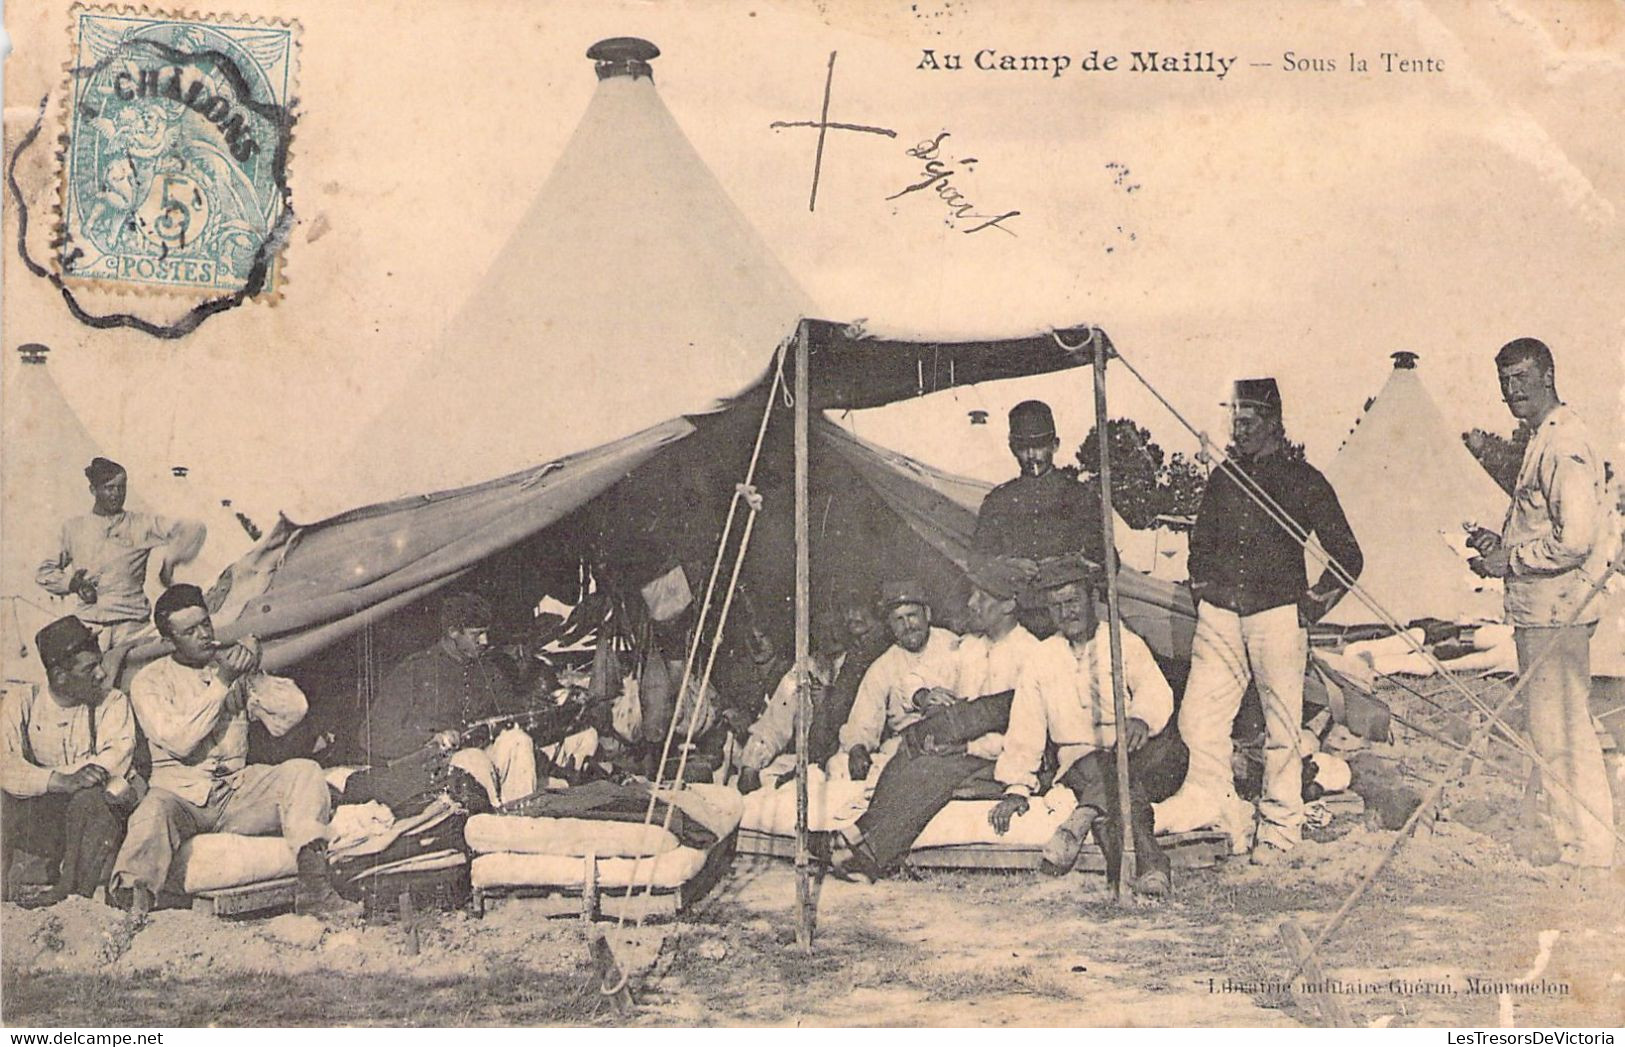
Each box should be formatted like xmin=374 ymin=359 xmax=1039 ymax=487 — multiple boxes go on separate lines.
xmin=588 ymin=37 xmax=659 ymax=81
xmin=1391 ymin=351 xmax=1419 ymax=370
xmin=17 ymin=343 xmax=49 ymax=364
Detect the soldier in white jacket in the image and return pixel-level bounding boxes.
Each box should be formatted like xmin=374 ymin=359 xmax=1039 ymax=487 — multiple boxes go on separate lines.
xmin=990 ymin=555 xmax=1185 ymax=896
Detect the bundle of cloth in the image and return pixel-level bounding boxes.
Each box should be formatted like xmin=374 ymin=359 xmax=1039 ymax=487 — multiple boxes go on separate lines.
xmin=1334 ymin=624 xmax=1516 ymax=679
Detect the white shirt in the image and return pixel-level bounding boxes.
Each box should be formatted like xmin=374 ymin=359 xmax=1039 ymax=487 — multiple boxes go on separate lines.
xmin=995 ymin=625 xmax=1173 ymax=796
xmin=832 ymin=627 xmax=961 ymax=765
xmin=952 ymin=624 xmax=1041 ymax=759
xmin=129 ymin=656 xmax=308 ymax=805
xmin=1 ymin=683 xmax=135 ymax=798
xmin=36 ymin=511 xmax=206 ymax=626
xmin=1502 ymin=404 xmax=1618 ymax=626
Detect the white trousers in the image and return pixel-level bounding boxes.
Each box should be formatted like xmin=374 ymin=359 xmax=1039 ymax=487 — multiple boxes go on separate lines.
xmin=449 ymin=727 xmax=537 ymax=808
xmin=1169 ymin=602 xmax=1308 ymax=851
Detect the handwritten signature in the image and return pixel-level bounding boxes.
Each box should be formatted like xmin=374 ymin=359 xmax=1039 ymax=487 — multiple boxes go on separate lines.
xmin=887 ymin=132 xmax=1019 ymax=236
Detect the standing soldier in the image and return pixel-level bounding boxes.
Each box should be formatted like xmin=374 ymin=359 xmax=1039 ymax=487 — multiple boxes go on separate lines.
xmin=36 ymin=457 xmax=206 ymax=651
xmin=974 ymin=400 xmax=1106 ymax=566
xmin=1159 ymin=378 xmax=1363 ymax=864
xmin=1469 ymin=338 xmax=1616 ymax=873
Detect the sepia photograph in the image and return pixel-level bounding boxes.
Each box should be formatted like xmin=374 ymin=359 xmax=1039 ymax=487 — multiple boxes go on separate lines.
xmin=1 ymin=0 xmax=1621 ymax=1031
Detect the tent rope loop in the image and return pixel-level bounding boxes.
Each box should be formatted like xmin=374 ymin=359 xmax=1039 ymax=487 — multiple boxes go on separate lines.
xmin=734 ymin=484 xmax=763 ymax=513
xmin=1050 ymin=325 xmax=1103 ymax=357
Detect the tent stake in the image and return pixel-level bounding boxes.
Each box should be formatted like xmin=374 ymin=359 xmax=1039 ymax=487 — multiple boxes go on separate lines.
xmin=1091 ymin=340 xmax=1137 ymax=904
xmin=794 ymin=318 xmax=814 ymax=953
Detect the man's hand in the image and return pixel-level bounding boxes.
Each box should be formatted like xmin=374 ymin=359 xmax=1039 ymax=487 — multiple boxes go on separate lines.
xmin=214 ymin=643 xmax=257 ymax=686
xmin=1120 ymin=717 xmax=1150 ymax=753
xmin=848 ymin=744 xmax=872 ymax=781
xmin=1465 ymin=526 xmax=1502 ymax=556
xmin=737 ymin=766 xmax=763 ymax=794
xmin=988 ymin=793 xmax=1029 ymax=835
xmin=48 ymin=764 xmax=110 ymax=793
xmin=69 ymin=569 xmax=97 ymax=605
xmin=1470 ymin=547 xmax=1512 ymax=579
xmin=1297 ymin=588 xmax=1339 ymax=628
xmin=433 ymin=729 xmax=461 ymax=751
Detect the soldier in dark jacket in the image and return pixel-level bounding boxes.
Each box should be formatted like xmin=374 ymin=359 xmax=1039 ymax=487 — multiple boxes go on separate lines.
xmin=973 ymin=400 xmax=1106 ymax=566
xmin=1160 ymin=378 xmax=1362 ymax=865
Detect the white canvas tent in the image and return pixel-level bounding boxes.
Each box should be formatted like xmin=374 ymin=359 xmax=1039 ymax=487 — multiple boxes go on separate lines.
xmin=1320 ymin=352 xmax=1510 ymax=627
xmin=297 ymin=40 xmax=817 ymax=522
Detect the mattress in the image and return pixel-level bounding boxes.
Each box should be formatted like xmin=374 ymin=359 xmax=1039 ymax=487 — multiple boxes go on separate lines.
xmin=168 ymin=833 xmax=296 ymax=894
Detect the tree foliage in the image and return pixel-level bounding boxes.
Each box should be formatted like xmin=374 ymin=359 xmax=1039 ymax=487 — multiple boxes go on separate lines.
xmin=1462 ymin=427 xmax=1529 ymax=495
xmin=1076 ymin=418 xmax=1210 ymax=529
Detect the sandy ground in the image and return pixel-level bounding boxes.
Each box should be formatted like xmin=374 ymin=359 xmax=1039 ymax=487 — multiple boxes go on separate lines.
xmin=3 ymin=679 xmax=1623 ymax=1027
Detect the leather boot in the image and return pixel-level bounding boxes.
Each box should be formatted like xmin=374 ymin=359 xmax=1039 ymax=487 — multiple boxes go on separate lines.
xmin=294 ymin=842 xmax=347 ymax=919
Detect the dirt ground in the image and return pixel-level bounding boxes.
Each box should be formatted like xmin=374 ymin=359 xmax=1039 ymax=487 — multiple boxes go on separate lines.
xmin=3 ymin=680 xmax=1622 ymax=1028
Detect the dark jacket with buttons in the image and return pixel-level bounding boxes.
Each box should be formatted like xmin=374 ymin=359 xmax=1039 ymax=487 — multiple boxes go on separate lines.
xmin=1188 ymin=452 xmax=1363 ymax=618
xmin=973 ymin=468 xmax=1107 ymax=565
xmin=367 ymin=643 xmax=523 ymax=760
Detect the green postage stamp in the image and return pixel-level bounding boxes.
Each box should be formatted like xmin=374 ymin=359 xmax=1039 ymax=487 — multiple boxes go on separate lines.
xmin=57 ymin=5 xmax=298 ymax=298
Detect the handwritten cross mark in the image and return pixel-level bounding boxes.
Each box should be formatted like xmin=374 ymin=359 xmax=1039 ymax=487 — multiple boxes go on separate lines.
xmin=770 ymin=52 xmax=896 ymax=212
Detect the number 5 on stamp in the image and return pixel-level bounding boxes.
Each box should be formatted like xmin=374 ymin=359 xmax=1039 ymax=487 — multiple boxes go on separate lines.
xmin=57 ymin=5 xmax=299 ymax=299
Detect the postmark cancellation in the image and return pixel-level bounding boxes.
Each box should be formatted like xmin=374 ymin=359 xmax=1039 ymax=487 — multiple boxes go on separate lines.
xmin=55 ymin=5 xmax=299 ymax=300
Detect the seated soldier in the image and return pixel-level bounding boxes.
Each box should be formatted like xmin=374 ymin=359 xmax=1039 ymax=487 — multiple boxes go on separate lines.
xmin=820 ymin=557 xmax=1041 ymax=879
xmin=111 ymin=585 xmax=339 ymax=917
xmin=990 ymin=556 xmax=1186 ymax=897
xmin=827 ymin=579 xmax=960 ymax=782
xmin=2 ymin=617 xmax=140 ymax=902
xmin=736 ymin=611 xmax=847 ymax=790
xmin=345 ymin=593 xmax=537 ymax=811
xmin=806 ymin=586 xmax=888 ymax=769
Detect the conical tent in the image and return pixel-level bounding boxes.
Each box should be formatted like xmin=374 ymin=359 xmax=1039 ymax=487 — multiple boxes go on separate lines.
xmin=0 ymin=349 xmax=121 ymax=681
xmin=1321 ymin=353 xmax=1510 ymax=626
xmin=299 ymin=41 xmax=817 ymax=522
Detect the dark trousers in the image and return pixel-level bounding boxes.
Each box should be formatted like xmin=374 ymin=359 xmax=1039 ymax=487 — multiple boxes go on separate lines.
xmin=856 ymin=750 xmax=992 ymax=871
xmin=2 ymin=789 xmax=130 ymax=899
xmin=1058 ymin=730 xmax=1187 ymax=885
xmin=855 ymin=694 xmax=1015 ymax=871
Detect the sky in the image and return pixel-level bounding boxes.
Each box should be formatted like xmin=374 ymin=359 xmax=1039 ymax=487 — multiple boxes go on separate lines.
xmin=3 ymin=0 xmax=1621 ymax=528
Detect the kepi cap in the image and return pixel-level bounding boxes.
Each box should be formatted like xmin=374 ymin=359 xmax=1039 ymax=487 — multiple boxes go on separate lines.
xmin=1007 ymin=400 xmax=1057 ymax=444
xmin=878 ymin=578 xmax=930 ymax=611
xmin=1031 ymin=553 xmax=1103 ymax=592
xmin=1228 ymin=378 xmax=1282 ymax=413
xmin=35 ymin=616 xmax=99 ymax=673
xmin=966 ymin=556 xmax=1037 ymax=601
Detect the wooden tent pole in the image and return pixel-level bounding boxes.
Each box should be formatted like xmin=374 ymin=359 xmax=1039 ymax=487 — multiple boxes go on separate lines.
xmin=794 ymin=318 xmax=814 ymax=952
xmin=1091 ymin=340 xmax=1137 ymax=905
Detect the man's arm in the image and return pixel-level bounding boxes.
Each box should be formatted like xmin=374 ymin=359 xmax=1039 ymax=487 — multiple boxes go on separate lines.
xmin=993 ymin=659 xmax=1053 ymax=797
xmin=971 ymin=490 xmax=1002 ymax=555
xmin=831 ymin=657 xmax=890 ymax=768
xmin=143 ymin=515 xmax=208 ymax=585
xmin=0 ymin=689 xmax=53 ymax=798
xmin=1510 ymin=445 xmax=1603 ymax=577
xmin=89 ymin=691 xmax=137 ymax=781
xmin=1121 ymin=631 xmax=1174 ymax=738
xmin=130 ymin=664 xmax=231 ymax=759
xmin=1303 ymin=470 xmax=1364 ymax=609
xmin=35 ymin=523 xmax=79 ymax=597
xmin=1184 ymin=476 xmax=1221 ymax=594
xmin=742 ymin=670 xmax=799 ymax=771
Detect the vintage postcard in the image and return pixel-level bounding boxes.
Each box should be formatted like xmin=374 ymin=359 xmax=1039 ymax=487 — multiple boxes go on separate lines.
xmin=2 ymin=0 xmax=1621 ymax=1033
